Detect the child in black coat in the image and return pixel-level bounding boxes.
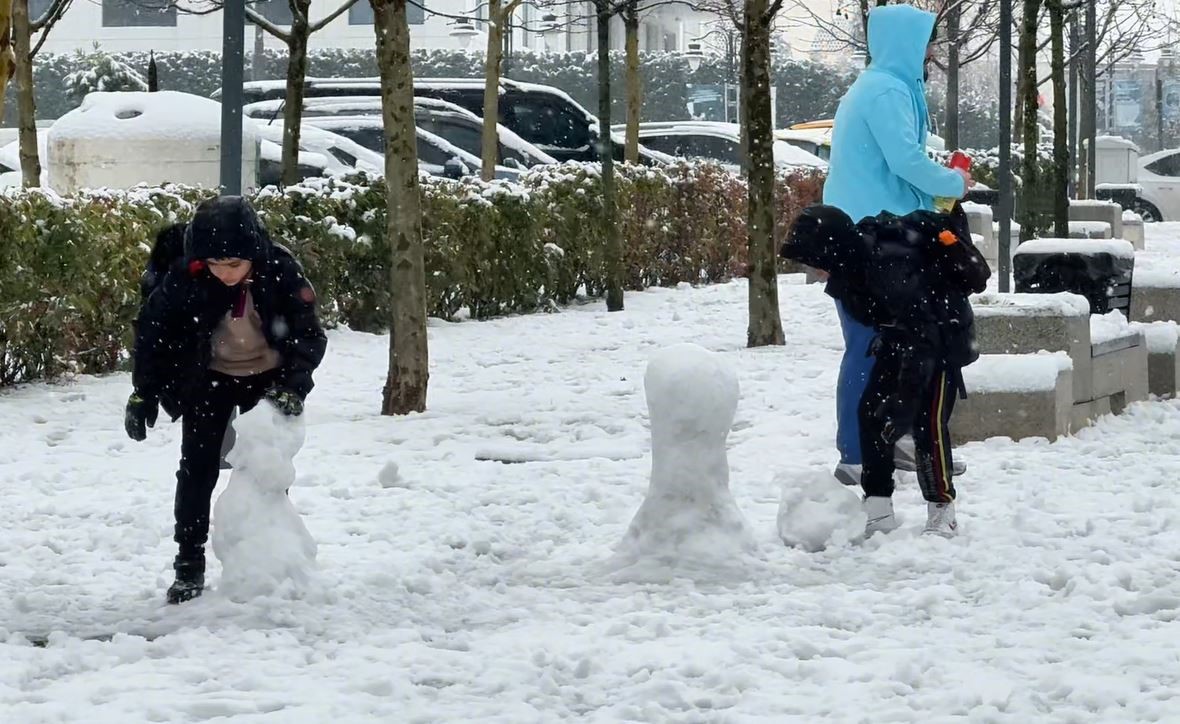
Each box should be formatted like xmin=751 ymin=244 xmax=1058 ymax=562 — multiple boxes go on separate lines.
xmin=126 ymin=196 xmax=327 ymax=603
xmin=783 ymin=202 xmax=990 ymax=537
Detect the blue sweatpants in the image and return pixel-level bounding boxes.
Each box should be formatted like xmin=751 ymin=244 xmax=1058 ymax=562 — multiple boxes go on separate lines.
xmin=835 ymin=300 xmax=877 ymax=465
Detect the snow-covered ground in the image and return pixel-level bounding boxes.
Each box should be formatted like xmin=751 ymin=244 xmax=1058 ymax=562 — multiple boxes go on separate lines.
xmin=4 ymin=230 xmax=1180 ymax=722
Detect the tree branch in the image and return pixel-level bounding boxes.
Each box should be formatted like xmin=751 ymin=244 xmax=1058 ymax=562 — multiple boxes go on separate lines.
xmin=30 ymin=0 xmax=73 ymax=58
xmin=245 ymin=6 xmax=291 ymax=41
xmin=309 ymin=0 xmax=362 ymax=32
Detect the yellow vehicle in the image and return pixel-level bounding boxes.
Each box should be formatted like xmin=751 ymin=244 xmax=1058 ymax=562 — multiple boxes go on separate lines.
xmin=775 ymin=118 xmax=945 ymax=161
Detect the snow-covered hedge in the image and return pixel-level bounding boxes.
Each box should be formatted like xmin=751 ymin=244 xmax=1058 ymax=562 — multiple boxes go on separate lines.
xmin=0 ymin=162 xmax=824 ymax=385
xmin=4 ymin=47 xmax=856 ymax=131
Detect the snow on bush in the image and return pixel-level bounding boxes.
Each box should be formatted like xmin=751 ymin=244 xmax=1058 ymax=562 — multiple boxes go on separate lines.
xmin=0 ymin=162 xmax=824 ymax=385
xmin=775 ymin=467 xmax=867 ymax=552
xmin=212 ymin=402 xmax=317 ymax=601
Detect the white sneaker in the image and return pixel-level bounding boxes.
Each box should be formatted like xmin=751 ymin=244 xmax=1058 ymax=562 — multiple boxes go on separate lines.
xmin=864 ymin=496 xmax=899 ymax=536
xmin=833 ymin=463 xmax=862 ymax=487
xmin=923 ymin=501 xmax=958 ymax=537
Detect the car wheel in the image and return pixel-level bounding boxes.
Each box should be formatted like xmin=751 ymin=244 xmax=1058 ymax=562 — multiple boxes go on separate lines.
xmin=1132 ymin=198 xmax=1163 ymax=223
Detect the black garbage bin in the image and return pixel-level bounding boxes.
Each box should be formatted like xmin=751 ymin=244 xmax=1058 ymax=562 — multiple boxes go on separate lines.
xmin=1013 ymin=239 xmax=1134 ymax=315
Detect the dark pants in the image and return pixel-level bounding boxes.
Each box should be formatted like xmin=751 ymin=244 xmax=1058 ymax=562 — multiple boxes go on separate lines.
xmin=174 ymin=370 xmax=275 ymax=554
xmin=859 ymin=353 xmax=958 ymax=504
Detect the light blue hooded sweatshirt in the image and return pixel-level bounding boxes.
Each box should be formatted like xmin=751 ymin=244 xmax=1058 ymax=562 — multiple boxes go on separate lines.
xmin=822 ymin=4 xmax=965 ymax=221
xmin=823 ymin=4 xmax=965 ymax=467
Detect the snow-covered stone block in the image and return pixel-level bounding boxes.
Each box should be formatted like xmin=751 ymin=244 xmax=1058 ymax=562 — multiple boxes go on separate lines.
xmin=951 ymin=353 xmax=1074 ymax=444
xmin=1130 ymin=266 xmax=1180 ymax=324
xmin=971 ymin=292 xmax=1093 ymax=403
xmin=1068 ymin=221 xmax=1112 ymax=239
xmin=1131 ymin=321 xmax=1180 ymax=397
xmin=1069 ymin=199 xmax=1123 ymax=240
xmin=1121 ymin=211 xmax=1145 ymax=250
xmin=611 ymin=343 xmax=757 ymax=577
xmin=212 ymin=402 xmax=317 ymax=601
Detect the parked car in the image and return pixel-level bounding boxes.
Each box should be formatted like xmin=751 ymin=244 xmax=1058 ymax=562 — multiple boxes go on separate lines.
xmin=290 ymin=114 xmax=523 ymax=180
xmin=409 ymin=78 xmax=674 ymax=166
xmin=236 ymin=76 xmax=674 ymax=166
xmin=246 ymin=95 xmax=558 ymax=170
xmin=1132 ymin=148 xmax=1180 ymax=222
xmin=615 ymin=121 xmax=827 ymax=172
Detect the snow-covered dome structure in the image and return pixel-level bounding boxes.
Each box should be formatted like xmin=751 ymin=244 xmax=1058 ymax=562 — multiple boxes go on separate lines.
xmin=46 ymin=90 xmax=258 ymax=193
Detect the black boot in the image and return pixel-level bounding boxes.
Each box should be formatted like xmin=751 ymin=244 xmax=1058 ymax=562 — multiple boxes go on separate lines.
xmin=167 ymin=551 xmax=206 ymax=604
xmin=168 ymin=522 xmax=208 ymax=605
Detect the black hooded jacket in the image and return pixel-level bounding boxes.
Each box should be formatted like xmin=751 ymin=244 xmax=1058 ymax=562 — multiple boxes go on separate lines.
xmin=782 ymin=202 xmax=991 ymax=371
xmin=132 ymin=196 xmax=327 ymax=419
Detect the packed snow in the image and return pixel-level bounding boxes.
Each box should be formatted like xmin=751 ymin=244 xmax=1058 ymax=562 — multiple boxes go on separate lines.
xmin=775 ymin=467 xmax=866 ymax=552
xmin=1013 ymin=237 xmax=1136 ymax=259
xmin=609 ymin=343 xmax=758 ymax=581
xmin=211 ymin=403 xmax=318 ymax=603
xmin=5 ymin=266 xmax=1180 ymax=720
xmin=971 ymin=290 xmax=1092 ymax=317
xmin=961 ymin=351 xmax=1072 ymax=393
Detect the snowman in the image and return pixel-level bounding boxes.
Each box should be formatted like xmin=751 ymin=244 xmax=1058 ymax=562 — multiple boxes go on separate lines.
xmin=611 ymin=342 xmax=758 ymax=574
xmin=211 ymin=400 xmax=317 ymax=601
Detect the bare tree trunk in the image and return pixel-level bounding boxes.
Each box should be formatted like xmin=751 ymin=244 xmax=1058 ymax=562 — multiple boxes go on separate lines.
xmin=945 ymin=2 xmax=961 ymax=150
xmin=1018 ymin=0 xmax=1042 ymax=241
xmin=480 ymin=0 xmax=505 ymax=181
xmin=744 ymin=0 xmax=784 ymax=347
xmin=1049 ymin=0 xmax=1069 ymax=238
xmin=373 ymin=0 xmax=429 ymax=414
xmin=12 ymin=0 xmax=39 ymax=187
xmin=0 ymin=0 xmax=15 ymax=120
xmin=280 ymin=2 xmax=310 ymax=188
xmin=623 ymin=0 xmax=640 ymax=165
xmin=597 ymin=3 xmax=623 ymax=311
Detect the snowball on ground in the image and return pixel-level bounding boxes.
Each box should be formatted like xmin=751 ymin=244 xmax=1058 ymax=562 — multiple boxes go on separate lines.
xmin=776 ymin=468 xmax=866 ymax=552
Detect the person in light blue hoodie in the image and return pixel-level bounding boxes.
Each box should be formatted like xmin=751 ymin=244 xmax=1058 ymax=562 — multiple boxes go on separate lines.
xmin=821 ymin=4 xmax=972 ymax=487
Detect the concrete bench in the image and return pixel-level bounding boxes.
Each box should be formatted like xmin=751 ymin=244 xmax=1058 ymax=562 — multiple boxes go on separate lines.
xmin=1070 ymin=199 xmax=1124 ymax=239
xmin=1068 ymin=221 xmax=1112 ymax=239
xmin=952 ymin=353 xmax=1073 ymax=444
xmin=1130 ymin=266 xmax=1180 ymax=325
xmin=1130 ymin=320 xmax=1180 ymax=398
xmin=971 ymin=291 xmax=1148 ymax=432
xmin=1122 ymin=211 xmax=1145 ymax=250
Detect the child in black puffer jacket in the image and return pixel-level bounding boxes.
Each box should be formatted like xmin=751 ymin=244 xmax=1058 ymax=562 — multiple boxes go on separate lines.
xmin=126 ymin=196 xmax=327 ymax=604
xmin=783 ymin=202 xmax=990 ymax=538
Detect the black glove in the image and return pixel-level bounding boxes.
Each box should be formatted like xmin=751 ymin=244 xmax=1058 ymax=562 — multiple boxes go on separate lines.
xmin=265 ymin=387 xmax=304 ymax=417
xmin=125 ymin=393 xmax=158 ymax=442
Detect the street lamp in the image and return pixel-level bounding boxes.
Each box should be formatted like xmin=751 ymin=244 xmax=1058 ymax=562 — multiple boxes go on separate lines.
xmin=449 ymin=17 xmax=479 ymax=50
xmin=538 ymin=12 xmax=560 ymax=52
xmin=685 ymin=41 xmax=705 ymax=73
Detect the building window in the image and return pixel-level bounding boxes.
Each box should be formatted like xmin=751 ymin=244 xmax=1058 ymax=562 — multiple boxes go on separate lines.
xmin=102 ymin=0 xmax=177 ymax=27
xmin=350 ymin=0 xmax=423 ymax=24
xmin=258 ymin=0 xmax=294 ymax=26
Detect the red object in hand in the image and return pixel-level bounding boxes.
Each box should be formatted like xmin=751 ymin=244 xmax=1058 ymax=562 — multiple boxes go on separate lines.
xmin=948 ymin=151 xmax=972 ymax=172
